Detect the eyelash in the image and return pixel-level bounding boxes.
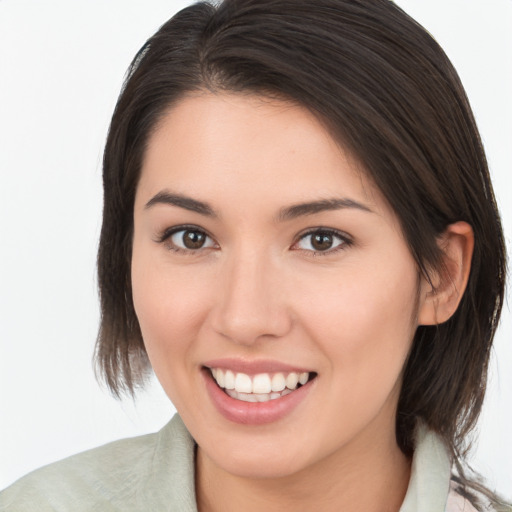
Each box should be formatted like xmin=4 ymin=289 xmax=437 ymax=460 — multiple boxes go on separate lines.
xmin=156 ymin=225 xmax=353 ymax=256
xmin=156 ymin=225 xmax=218 ymax=255
xmin=293 ymin=228 xmax=353 ymax=256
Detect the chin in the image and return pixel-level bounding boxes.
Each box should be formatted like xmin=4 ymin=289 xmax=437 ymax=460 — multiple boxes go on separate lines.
xmin=209 ymin=449 xmax=310 ymax=480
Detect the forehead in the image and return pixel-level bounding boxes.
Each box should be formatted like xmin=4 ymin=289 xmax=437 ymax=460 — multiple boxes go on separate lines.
xmin=137 ymin=92 xmax=387 ymax=218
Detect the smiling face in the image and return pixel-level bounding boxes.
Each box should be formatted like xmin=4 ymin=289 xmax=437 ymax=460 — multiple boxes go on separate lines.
xmin=131 ymin=93 xmax=429 ymax=480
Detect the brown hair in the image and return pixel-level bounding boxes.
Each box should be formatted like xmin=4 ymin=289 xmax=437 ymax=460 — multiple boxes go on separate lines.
xmin=95 ymin=0 xmax=507 ymax=506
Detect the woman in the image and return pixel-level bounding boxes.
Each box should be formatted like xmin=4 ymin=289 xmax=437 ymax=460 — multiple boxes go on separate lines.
xmin=0 ymin=0 xmax=509 ymax=510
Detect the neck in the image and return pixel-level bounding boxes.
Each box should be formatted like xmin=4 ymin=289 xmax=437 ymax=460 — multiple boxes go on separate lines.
xmin=195 ymin=419 xmax=411 ymax=512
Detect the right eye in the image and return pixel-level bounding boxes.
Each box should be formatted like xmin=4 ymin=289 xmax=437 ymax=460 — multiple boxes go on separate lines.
xmin=160 ymin=227 xmax=217 ymax=252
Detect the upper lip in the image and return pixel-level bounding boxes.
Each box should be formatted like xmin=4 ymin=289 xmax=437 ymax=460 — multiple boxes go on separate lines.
xmin=203 ymin=358 xmax=314 ymax=375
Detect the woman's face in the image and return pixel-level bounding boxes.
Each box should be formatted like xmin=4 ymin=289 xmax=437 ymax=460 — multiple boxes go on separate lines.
xmin=132 ymin=93 xmax=430 ymax=478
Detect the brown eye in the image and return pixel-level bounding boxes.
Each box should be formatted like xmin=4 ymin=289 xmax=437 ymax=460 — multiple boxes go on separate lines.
xmin=182 ymin=230 xmax=206 ymax=249
xmin=295 ymin=229 xmax=349 ymax=253
xmin=168 ymin=228 xmax=216 ymax=251
xmin=311 ymin=233 xmax=334 ymax=251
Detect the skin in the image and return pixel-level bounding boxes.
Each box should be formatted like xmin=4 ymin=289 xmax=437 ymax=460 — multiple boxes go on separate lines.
xmin=131 ymin=93 xmax=473 ymax=512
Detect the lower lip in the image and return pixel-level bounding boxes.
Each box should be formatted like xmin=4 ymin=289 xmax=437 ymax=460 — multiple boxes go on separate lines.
xmin=202 ymin=368 xmax=315 ymax=425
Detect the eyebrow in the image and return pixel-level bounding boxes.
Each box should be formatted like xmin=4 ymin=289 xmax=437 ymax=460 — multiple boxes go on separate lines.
xmin=277 ymin=198 xmax=373 ymax=221
xmin=145 ymin=190 xmax=217 ymax=217
xmin=144 ymin=190 xmax=373 ymax=220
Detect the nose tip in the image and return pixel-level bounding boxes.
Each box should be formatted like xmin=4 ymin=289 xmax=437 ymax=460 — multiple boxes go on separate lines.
xmin=210 ymin=262 xmax=292 ymax=346
xmin=215 ymin=307 xmax=291 ymax=346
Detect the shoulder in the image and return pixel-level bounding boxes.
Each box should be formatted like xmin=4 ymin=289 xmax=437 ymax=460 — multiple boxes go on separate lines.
xmin=446 ymin=479 xmax=512 ymax=512
xmin=446 ymin=480 xmax=480 ymax=512
xmin=0 ymin=414 xmax=197 ymax=512
xmin=399 ymin=424 xmax=510 ymax=512
xmin=1 ymin=432 xmax=157 ymax=511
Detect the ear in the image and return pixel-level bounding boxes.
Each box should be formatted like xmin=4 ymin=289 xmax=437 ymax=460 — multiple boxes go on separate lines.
xmin=418 ymin=221 xmax=474 ymax=326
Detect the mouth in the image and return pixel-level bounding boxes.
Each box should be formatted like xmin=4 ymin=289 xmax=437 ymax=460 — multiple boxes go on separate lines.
xmin=201 ymin=361 xmax=318 ymax=425
xmin=205 ymin=366 xmax=318 ymax=403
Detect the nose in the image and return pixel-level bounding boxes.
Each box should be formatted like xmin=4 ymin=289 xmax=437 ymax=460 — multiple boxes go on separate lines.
xmin=210 ymin=250 xmax=293 ymax=346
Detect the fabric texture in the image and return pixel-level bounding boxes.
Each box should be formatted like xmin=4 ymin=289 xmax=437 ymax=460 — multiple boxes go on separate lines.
xmin=0 ymin=415 xmax=197 ymax=512
xmin=0 ymin=414 xmax=479 ymax=511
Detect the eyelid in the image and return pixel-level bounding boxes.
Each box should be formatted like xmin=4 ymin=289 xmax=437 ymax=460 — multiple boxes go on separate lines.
xmin=155 ymin=224 xmax=218 ymax=252
xmin=156 ymin=224 xmax=209 ymax=241
xmin=292 ymin=227 xmax=353 ymax=254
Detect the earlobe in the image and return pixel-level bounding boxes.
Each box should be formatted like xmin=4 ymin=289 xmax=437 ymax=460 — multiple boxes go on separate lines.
xmin=418 ymin=221 xmax=474 ymax=326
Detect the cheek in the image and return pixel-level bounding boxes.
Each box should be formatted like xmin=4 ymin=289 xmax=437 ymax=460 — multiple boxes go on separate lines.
xmin=131 ymin=248 xmax=212 ymax=369
xmin=131 ymin=252 xmax=218 ymax=412
xmin=296 ymin=259 xmax=419 ymax=397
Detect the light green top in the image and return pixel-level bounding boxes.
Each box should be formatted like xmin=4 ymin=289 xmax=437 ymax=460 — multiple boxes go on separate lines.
xmin=0 ymin=414 xmax=475 ymax=511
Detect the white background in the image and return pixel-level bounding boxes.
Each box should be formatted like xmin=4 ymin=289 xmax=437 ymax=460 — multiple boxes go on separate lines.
xmin=0 ymin=0 xmax=511 ymax=498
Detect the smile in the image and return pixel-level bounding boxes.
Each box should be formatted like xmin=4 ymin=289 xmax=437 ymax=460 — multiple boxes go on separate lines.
xmin=202 ymin=359 xmax=317 ymax=424
xmin=210 ymin=368 xmax=313 ymax=403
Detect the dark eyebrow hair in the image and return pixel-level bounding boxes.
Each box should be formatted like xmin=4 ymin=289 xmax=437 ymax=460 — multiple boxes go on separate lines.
xmin=144 ymin=190 xmax=372 ymax=221
xmin=144 ymin=190 xmax=217 ymax=217
xmin=277 ymin=198 xmax=373 ymax=221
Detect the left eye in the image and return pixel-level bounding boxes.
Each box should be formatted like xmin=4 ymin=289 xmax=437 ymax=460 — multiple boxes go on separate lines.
xmin=169 ymin=228 xmax=216 ymax=250
xmin=295 ymin=230 xmax=348 ymax=252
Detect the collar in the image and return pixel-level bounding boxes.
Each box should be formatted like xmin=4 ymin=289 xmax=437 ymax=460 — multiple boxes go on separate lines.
xmin=399 ymin=422 xmax=452 ymax=511
xmin=162 ymin=415 xmax=453 ymax=512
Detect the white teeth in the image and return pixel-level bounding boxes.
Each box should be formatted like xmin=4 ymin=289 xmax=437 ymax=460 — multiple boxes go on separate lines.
xmin=286 ymin=372 xmax=299 ymax=390
xmin=224 ymin=370 xmax=235 ymax=390
xmin=253 ymin=373 xmax=272 ymax=394
xmin=210 ymin=368 xmax=312 ymax=399
xmin=235 ymin=372 xmax=252 ymax=393
xmin=225 ymin=389 xmax=289 ymax=403
xmin=271 ymin=373 xmax=286 ymax=392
